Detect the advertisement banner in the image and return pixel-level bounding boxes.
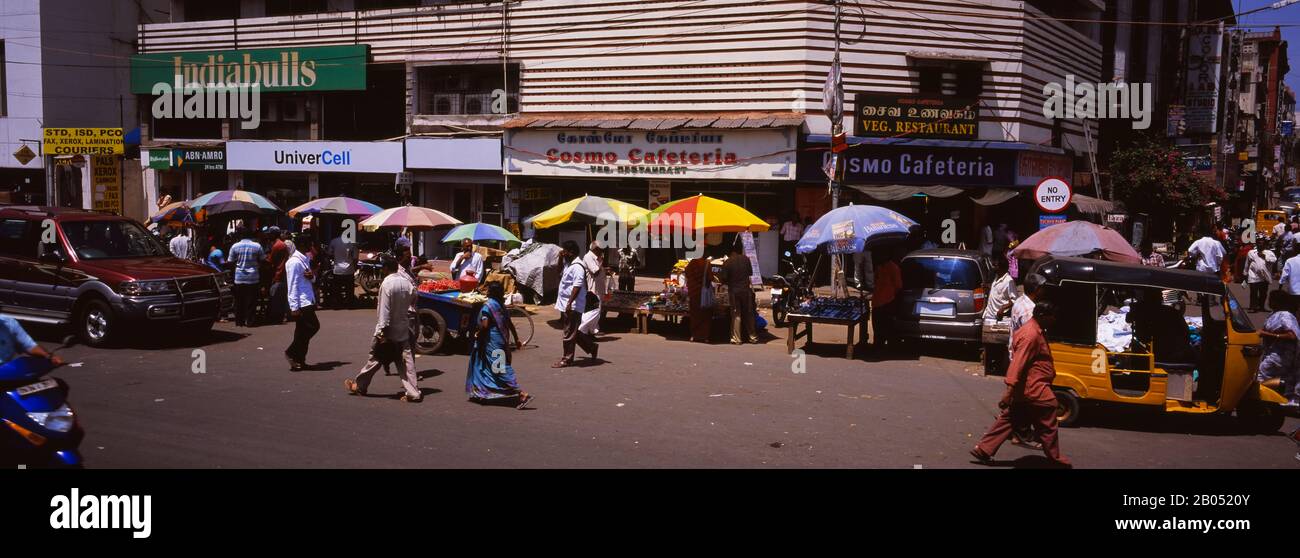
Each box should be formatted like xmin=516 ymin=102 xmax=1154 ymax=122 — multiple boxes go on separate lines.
xmin=1016 ymin=151 xmax=1073 ymax=187
xmin=226 ymin=141 xmax=404 ymax=173
xmin=172 ymin=148 xmax=226 ymax=171
xmin=130 ymin=45 xmax=368 ymax=94
xmin=91 ymin=155 xmax=122 ymax=215
xmin=505 ymin=129 xmax=796 ymax=181
xmin=854 ymin=93 xmax=979 ymax=140
xmin=147 ymin=149 xmax=172 ymax=169
xmin=42 ymin=128 xmax=123 ymax=155
xmin=799 ymin=145 xmax=1016 ymax=187
xmin=1185 ymin=29 xmax=1223 ymax=135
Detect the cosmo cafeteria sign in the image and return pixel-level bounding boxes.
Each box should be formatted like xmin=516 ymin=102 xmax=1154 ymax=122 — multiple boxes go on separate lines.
xmin=505 ymin=128 xmax=795 ymax=180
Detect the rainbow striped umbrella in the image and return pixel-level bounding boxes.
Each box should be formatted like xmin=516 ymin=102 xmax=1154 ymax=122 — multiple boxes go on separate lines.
xmin=188 ymin=190 xmax=281 ymax=221
xmin=287 ymin=196 xmax=383 ymax=218
xmin=646 ymin=194 xmax=769 ymax=233
xmin=441 ymin=222 xmax=521 ymax=245
xmin=359 ymin=205 xmax=462 ymax=231
xmin=149 ymin=200 xmax=194 ymax=226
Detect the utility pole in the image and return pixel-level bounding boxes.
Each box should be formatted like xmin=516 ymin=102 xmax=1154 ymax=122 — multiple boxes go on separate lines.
xmin=827 ymin=0 xmax=845 ymax=296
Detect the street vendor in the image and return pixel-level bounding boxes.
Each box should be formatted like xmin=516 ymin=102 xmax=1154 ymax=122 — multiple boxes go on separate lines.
xmin=721 ymin=243 xmax=758 ymax=344
xmin=450 ymin=238 xmax=485 ymax=282
xmin=617 ymin=245 xmax=640 ymax=291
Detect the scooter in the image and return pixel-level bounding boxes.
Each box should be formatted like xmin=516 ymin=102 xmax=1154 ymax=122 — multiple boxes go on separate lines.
xmin=768 ymin=251 xmax=812 ymax=328
xmin=0 ymin=343 xmax=82 ymax=468
xmin=355 ymin=252 xmax=384 ymax=298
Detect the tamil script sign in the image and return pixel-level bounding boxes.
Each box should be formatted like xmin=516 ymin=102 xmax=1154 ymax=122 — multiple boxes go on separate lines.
xmin=42 ymin=128 xmax=123 ymax=155
xmin=505 ymin=128 xmax=796 ymax=181
xmin=130 ymin=45 xmax=368 ymax=94
xmin=854 ymin=94 xmax=979 ymax=140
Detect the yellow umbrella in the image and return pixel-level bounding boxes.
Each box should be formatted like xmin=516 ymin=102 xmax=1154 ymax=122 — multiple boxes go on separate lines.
xmin=645 ymin=194 xmax=770 ymax=233
xmin=527 ymin=195 xmax=650 ymax=229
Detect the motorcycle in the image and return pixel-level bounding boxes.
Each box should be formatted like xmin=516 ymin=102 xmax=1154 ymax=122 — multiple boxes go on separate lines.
xmin=1 ymin=342 xmax=82 ymax=468
xmin=355 ymin=251 xmax=384 ymax=298
xmin=768 ymin=251 xmax=812 ymax=328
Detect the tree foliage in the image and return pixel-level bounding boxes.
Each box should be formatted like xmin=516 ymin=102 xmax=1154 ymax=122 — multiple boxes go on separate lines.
xmin=1108 ymin=138 xmax=1227 ymax=218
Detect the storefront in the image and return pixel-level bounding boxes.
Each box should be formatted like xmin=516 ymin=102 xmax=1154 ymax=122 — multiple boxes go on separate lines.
xmin=502 ymin=114 xmax=803 ymax=275
xmin=225 ymin=139 xmax=404 ymax=229
xmin=405 ymin=136 xmax=504 ymax=259
xmin=800 ymin=136 xmax=1075 ymax=248
xmin=142 ymin=144 xmax=228 ymax=211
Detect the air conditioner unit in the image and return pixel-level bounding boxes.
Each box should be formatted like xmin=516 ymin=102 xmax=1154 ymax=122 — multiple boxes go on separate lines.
xmin=280 ymin=98 xmax=306 ymax=122
xmin=430 ymin=93 xmax=461 ymax=115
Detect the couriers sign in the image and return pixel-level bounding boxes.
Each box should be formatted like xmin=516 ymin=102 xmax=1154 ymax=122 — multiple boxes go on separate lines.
xmin=505 ymin=129 xmax=796 ymax=180
xmin=130 ymin=45 xmax=368 ymax=93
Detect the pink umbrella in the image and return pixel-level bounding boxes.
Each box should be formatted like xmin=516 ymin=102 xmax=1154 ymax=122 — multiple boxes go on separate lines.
xmin=1010 ymin=220 xmax=1141 ymax=264
xmin=359 ymin=205 xmax=461 ymax=231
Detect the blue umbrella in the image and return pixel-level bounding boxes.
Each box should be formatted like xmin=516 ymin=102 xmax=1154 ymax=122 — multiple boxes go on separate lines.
xmin=796 ymin=204 xmax=918 ymax=254
xmin=441 ymin=222 xmax=521 ymax=245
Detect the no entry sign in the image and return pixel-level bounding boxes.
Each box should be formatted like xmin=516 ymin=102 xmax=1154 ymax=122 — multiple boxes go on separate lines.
xmin=1034 ymin=177 xmax=1072 ymax=213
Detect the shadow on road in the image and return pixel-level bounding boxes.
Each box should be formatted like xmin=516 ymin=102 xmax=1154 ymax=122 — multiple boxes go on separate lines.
xmin=303 ymin=360 xmax=350 ymax=372
xmin=416 ymin=368 xmax=445 ymax=380
xmin=26 ymin=323 xmax=249 ymax=350
xmin=973 ymin=455 xmax=1072 ymax=469
xmin=1072 ymin=403 xmax=1289 ymax=437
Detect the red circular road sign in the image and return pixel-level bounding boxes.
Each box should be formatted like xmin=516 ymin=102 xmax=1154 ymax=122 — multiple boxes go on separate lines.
xmin=1034 ymin=177 xmax=1073 ymax=213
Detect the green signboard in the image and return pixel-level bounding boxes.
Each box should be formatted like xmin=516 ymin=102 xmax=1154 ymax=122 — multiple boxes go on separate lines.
xmin=148 ymin=149 xmax=171 ymax=169
xmin=130 ymin=45 xmax=369 ymax=94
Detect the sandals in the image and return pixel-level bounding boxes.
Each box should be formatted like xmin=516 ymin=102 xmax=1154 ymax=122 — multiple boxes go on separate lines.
xmin=516 ymin=393 xmax=534 ymax=410
xmin=551 ymin=359 xmax=572 ymax=368
xmin=969 ymin=447 xmax=993 ymax=464
xmin=343 ymin=379 xmax=365 ymax=396
xmin=400 ymin=394 xmax=423 ymax=403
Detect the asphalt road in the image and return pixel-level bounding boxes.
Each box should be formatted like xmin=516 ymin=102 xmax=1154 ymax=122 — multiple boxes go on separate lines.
xmin=27 ymin=292 xmax=1297 ymax=469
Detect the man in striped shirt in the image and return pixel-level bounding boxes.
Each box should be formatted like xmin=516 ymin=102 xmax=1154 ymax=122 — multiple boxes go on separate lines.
xmin=226 ymin=228 xmax=265 ymax=327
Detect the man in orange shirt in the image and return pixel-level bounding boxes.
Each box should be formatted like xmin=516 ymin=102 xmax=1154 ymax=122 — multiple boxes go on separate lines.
xmin=971 ymin=300 xmax=1071 ymax=467
xmin=872 ymin=249 xmax=903 ymax=351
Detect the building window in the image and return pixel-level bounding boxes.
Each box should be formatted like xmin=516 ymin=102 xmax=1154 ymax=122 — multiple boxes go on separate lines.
xmin=182 ymin=0 xmax=239 ymax=21
xmin=917 ymin=66 xmax=944 ymax=95
xmin=416 ymin=64 xmax=519 ymax=116
xmin=955 ymin=64 xmax=984 ymax=99
xmin=266 ymin=0 xmax=329 ymax=17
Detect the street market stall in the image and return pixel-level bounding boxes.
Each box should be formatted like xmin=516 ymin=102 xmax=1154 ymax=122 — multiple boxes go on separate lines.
xmin=788 ymin=204 xmax=916 ymax=359
xmin=413 ymin=285 xmax=535 ymax=355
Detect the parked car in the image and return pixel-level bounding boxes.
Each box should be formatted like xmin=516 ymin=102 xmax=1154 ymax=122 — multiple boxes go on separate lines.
xmin=0 ymin=206 xmax=233 ymax=347
xmin=894 ymin=249 xmax=994 ymax=343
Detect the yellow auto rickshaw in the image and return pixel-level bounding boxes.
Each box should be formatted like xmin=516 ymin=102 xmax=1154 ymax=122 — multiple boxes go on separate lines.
xmin=1030 ymin=256 xmax=1294 ymax=433
xmin=1256 ymin=209 xmax=1286 ymax=239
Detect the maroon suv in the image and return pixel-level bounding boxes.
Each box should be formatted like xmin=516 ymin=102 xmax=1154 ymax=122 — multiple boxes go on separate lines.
xmin=0 ymin=206 xmax=233 ymax=346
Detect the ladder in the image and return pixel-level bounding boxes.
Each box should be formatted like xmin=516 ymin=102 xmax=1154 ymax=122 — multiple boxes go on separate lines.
xmin=1082 ymin=119 xmax=1103 ymax=200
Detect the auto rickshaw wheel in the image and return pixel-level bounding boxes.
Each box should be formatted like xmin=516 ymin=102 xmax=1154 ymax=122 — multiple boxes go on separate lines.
xmin=1054 ymin=389 xmax=1081 ymax=428
xmin=415 ymin=309 xmax=447 ymax=355
xmin=1236 ymin=398 xmax=1287 ymax=434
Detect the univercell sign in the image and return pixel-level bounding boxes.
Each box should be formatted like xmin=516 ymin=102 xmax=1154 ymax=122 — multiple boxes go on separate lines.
xmin=505 ymin=128 xmax=796 ymax=180
xmin=226 ymin=141 xmax=404 ymax=173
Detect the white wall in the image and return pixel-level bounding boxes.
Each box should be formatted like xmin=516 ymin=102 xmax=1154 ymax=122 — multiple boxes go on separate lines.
xmin=0 ymin=0 xmax=45 ymax=171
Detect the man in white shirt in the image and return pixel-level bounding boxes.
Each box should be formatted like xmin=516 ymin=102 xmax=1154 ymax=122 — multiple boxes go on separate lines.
xmin=450 ymin=238 xmax=485 ymax=282
xmin=553 ymin=241 xmax=597 ymax=368
xmin=329 ymin=233 xmax=358 ymax=304
xmin=981 ymin=258 xmax=1017 ymax=375
xmin=169 ymin=232 xmax=192 ymax=260
xmin=284 ymin=234 xmax=319 ymax=372
xmin=1187 ymin=228 xmax=1225 ymax=276
xmin=1279 ymin=248 xmax=1300 ymax=309
xmin=345 ymin=255 xmax=420 ymax=402
xmin=580 ymin=241 xmax=607 ymax=335
xmin=1244 ymin=242 xmax=1276 ymax=312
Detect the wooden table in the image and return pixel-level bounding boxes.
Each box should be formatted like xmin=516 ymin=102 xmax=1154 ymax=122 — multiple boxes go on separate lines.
xmin=785 ymin=312 xmax=869 ymax=359
xmin=636 ymin=304 xmax=730 ymax=334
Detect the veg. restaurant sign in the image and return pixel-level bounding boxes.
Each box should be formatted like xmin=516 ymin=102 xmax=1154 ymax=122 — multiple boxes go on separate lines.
xmin=504 ymin=128 xmax=796 ymax=181
xmin=799 ymin=144 xmax=1016 ymax=187
xmin=130 ymin=45 xmax=368 ymax=94
xmin=854 ymin=94 xmax=979 ymax=140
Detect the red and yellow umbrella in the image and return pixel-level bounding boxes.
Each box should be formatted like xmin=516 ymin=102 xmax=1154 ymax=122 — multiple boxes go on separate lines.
xmin=645 ymin=194 xmax=769 ymax=233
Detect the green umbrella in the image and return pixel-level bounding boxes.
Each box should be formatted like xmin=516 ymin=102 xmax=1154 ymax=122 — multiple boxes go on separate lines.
xmin=441 ymin=222 xmax=521 ymax=245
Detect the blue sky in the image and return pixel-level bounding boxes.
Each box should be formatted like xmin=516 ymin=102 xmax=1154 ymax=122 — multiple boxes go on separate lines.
xmin=1236 ymin=0 xmax=1300 ymax=95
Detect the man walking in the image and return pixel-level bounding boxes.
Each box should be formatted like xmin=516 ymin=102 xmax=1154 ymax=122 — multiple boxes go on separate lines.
xmin=581 ymin=240 xmax=607 ymax=336
xmin=266 ymin=229 xmax=291 ymax=324
xmin=285 ymin=234 xmax=320 ymax=371
xmin=169 ymin=230 xmax=192 ymax=260
xmin=552 ymin=241 xmax=597 ymax=368
xmin=981 ymin=257 xmax=1016 ymax=375
xmin=344 ymin=255 xmax=420 ymax=402
xmin=721 ymin=243 xmax=758 ymax=344
xmin=227 ymin=228 xmax=265 ymax=327
xmin=1245 ymin=241 xmax=1275 ymax=312
xmin=1187 ymin=226 xmax=1226 ymax=277
xmin=971 ymin=300 xmax=1071 ymax=468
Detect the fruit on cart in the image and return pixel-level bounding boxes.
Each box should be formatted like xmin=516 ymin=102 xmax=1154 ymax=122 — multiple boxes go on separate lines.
xmin=420 ymin=279 xmax=461 ymax=293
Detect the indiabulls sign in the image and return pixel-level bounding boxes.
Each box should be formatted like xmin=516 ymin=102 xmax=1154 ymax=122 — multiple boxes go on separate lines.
xmin=505 ymin=128 xmax=795 ymax=180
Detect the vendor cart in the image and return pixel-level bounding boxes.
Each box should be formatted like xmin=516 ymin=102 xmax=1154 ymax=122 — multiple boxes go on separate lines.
xmin=414 ymin=290 xmax=535 ymax=355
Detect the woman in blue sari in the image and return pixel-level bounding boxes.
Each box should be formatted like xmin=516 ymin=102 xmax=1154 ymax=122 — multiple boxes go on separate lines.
xmin=467 ymin=282 xmax=534 ymax=409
